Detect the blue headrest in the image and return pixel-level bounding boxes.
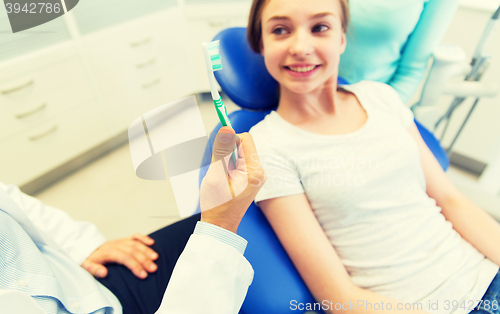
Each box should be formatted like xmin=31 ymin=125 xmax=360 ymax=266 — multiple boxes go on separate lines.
xmin=213 ymin=27 xmax=279 ymax=110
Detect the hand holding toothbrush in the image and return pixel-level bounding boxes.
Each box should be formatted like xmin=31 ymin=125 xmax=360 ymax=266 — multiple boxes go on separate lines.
xmin=202 ymin=40 xmax=239 ymax=166
xmin=200 ymin=127 xmax=267 ymax=233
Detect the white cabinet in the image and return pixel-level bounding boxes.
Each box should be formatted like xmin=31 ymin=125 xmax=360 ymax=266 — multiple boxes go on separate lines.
xmin=81 ymin=8 xmax=192 ymax=132
xmin=0 ymin=99 xmax=109 ymax=186
xmin=0 ymin=43 xmax=94 ymax=142
xmin=0 ymin=1 xmax=252 ymax=190
xmin=0 ymin=41 xmax=108 ymax=187
xmin=103 ymin=61 xmax=190 ymax=131
xmin=71 ymin=0 xmax=177 ymax=35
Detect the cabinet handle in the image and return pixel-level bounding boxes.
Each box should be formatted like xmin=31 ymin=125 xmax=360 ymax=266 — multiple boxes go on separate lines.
xmin=130 ymin=37 xmax=151 ymax=47
xmin=15 ymin=102 xmax=47 ymax=119
xmin=1 ymin=79 xmax=34 ymax=95
xmin=136 ymin=57 xmax=157 ymax=69
xmin=28 ymin=125 xmax=58 ymax=141
xmin=208 ymin=20 xmax=227 ymax=28
xmin=142 ymin=77 xmax=161 ymax=89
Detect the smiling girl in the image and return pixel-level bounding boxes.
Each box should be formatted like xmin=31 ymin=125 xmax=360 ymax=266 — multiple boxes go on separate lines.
xmin=247 ymin=0 xmax=500 ymax=313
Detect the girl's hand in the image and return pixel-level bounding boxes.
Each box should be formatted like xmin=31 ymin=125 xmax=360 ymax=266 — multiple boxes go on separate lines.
xmin=81 ymin=233 xmax=158 ymax=279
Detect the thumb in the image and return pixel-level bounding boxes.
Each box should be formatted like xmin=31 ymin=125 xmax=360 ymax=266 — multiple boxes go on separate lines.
xmin=212 ymin=126 xmax=237 ymax=163
xmin=81 ymin=260 xmax=108 ymax=278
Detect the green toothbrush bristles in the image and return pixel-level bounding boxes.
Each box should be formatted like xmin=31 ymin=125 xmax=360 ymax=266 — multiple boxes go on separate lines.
xmin=207 ymin=40 xmax=223 ymax=71
xmin=211 ymin=55 xmax=222 ymax=71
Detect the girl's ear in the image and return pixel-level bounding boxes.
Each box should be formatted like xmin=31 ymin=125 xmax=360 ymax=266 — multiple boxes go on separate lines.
xmin=339 ymin=32 xmax=347 ymax=55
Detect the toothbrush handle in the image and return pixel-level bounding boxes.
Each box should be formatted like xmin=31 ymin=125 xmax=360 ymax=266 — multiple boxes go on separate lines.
xmin=214 ymin=98 xmax=231 ymax=127
xmin=230 ymin=145 xmax=238 ymax=167
xmin=213 ymin=98 xmax=239 ymax=165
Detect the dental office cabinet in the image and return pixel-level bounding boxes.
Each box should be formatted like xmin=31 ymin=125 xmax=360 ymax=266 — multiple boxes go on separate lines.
xmin=0 ymin=0 xmax=251 ymax=194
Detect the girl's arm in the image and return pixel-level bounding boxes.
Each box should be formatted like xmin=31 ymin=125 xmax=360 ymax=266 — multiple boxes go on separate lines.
xmin=407 ymin=122 xmax=500 ymax=267
xmin=259 ymin=194 xmax=431 ymax=314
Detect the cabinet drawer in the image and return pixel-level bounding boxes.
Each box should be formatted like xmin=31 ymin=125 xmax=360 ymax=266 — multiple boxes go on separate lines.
xmin=82 ymin=15 xmax=162 ymax=67
xmin=72 ymin=0 xmax=177 ymax=35
xmin=0 ymin=42 xmax=78 ymax=88
xmin=0 ymin=77 xmax=95 ymax=141
xmin=83 ymin=30 xmax=157 ymax=68
xmin=0 ymin=54 xmax=88 ymax=117
xmin=83 ymin=10 xmax=188 ymax=93
xmin=86 ymin=47 xmax=186 ymax=93
xmin=80 ymin=7 xmax=185 ymax=63
xmin=104 ymin=62 xmax=191 ymax=132
xmin=0 ymin=100 xmax=110 ymax=186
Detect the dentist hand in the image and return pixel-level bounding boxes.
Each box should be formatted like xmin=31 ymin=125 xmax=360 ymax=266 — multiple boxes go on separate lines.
xmin=200 ymin=126 xmax=266 ymax=233
xmin=81 ymin=233 xmax=158 ymax=279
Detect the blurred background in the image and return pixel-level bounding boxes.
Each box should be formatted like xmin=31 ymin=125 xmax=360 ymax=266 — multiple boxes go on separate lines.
xmin=0 ymin=0 xmax=499 ymax=239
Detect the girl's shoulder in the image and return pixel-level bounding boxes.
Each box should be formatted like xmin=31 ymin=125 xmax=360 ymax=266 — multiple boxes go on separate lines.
xmin=342 ymin=80 xmax=401 ymax=104
xmin=249 ymin=112 xmax=275 ymax=137
xmin=343 ymin=81 xmax=404 ymax=111
xmin=249 ymin=112 xmax=280 ymax=144
xmin=249 ymin=112 xmax=293 ymax=156
xmin=343 ymin=80 xmax=414 ymax=128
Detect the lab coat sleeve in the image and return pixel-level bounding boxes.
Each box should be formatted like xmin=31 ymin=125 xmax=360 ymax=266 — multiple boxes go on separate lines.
xmin=155 ymin=233 xmax=254 ymax=314
xmin=0 ymin=182 xmax=106 ymax=265
xmin=389 ymin=0 xmax=459 ymax=104
xmin=0 ymin=289 xmax=46 ymax=314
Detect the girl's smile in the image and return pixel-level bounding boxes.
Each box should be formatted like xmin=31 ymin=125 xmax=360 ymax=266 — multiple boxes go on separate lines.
xmin=284 ymin=64 xmax=322 ymax=77
xmin=285 ymin=65 xmax=320 ymax=77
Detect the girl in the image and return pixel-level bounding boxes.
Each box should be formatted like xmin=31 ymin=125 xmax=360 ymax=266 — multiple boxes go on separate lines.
xmin=247 ymin=0 xmax=500 ymax=313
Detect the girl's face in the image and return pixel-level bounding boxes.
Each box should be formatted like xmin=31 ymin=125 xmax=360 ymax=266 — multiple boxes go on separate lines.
xmin=260 ymin=0 xmax=346 ymax=95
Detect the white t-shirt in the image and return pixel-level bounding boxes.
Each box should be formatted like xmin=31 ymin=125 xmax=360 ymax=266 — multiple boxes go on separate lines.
xmin=249 ymin=81 xmax=499 ymax=314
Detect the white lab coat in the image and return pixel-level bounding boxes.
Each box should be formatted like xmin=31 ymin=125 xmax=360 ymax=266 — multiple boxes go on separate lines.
xmin=0 ymin=182 xmax=253 ymax=314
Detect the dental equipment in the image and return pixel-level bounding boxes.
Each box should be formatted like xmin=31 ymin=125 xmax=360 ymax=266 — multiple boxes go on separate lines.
xmin=413 ymin=5 xmax=500 ymax=154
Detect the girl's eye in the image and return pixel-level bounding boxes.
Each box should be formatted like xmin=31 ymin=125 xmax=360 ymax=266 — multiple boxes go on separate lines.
xmin=312 ymin=24 xmax=329 ymax=32
xmin=272 ymin=27 xmax=288 ymax=35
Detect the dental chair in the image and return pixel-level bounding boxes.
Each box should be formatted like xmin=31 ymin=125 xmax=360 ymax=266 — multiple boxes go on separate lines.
xmin=198 ymin=27 xmax=450 ymax=314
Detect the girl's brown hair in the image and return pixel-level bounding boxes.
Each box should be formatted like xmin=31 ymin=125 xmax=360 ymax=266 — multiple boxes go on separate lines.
xmin=247 ymin=0 xmax=350 ymax=54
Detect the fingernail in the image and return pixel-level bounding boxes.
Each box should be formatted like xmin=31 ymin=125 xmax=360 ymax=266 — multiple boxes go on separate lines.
xmin=150 ymin=264 xmax=157 ymax=271
xmin=219 ymin=132 xmax=233 ymax=143
xmin=151 ymin=253 xmax=158 ymax=259
xmin=97 ymin=269 xmax=106 ymax=277
xmin=140 ymin=270 xmax=147 ymax=278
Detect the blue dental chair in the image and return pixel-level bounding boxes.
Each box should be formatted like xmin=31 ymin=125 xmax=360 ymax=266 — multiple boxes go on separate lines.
xmin=199 ymin=27 xmax=450 ymax=314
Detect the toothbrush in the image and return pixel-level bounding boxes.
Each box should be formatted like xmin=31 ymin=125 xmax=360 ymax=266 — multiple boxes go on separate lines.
xmin=202 ymin=40 xmax=238 ymax=166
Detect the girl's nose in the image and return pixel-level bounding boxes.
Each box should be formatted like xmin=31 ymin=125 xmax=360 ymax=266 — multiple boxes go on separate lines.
xmin=289 ymin=29 xmax=313 ymax=57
